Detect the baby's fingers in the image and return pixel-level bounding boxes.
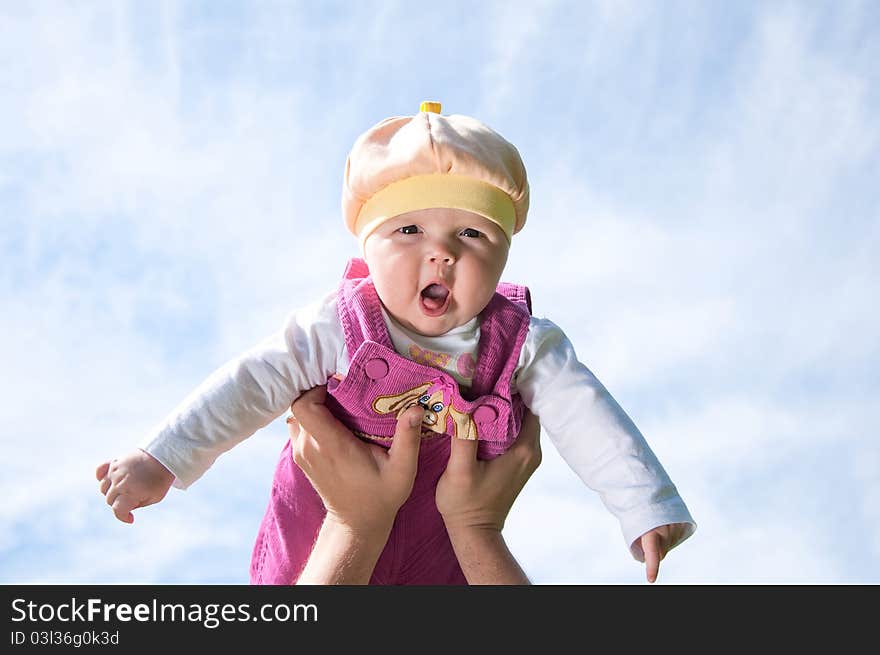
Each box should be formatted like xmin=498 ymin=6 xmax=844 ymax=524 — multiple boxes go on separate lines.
xmin=110 ymin=494 xmax=138 ymax=524
xmin=105 ymin=485 xmax=135 ymax=524
xmin=642 ymin=531 xmax=661 ymax=583
xmin=95 ymin=461 xmax=110 ymax=481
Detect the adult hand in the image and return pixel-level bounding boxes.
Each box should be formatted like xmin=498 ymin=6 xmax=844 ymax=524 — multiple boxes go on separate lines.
xmin=435 ymin=409 xmax=542 ymax=585
xmin=289 ymin=386 xmax=424 ymax=539
xmin=289 ymin=386 xmax=424 ymax=584
xmin=436 ymin=409 xmax=542 ymax=534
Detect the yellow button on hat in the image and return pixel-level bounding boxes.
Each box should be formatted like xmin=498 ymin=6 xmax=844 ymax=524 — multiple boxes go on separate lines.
xmin=419 ymin=101 xmax=442 ymax=114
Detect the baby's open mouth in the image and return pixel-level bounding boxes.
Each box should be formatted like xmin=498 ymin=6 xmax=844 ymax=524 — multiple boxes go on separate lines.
xmin=420 ymin=283 xmax=450 ymax=316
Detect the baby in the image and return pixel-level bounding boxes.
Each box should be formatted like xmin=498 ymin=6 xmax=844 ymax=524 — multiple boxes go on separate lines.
xmin=98 ymin=101 xmax=696 ymax=584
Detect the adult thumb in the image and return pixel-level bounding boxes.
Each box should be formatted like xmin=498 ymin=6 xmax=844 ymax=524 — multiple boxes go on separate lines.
xmin=387 ymin=406 xmax=424 ymax=474
xmin=446 ymin=434 xmax=479 ymax=473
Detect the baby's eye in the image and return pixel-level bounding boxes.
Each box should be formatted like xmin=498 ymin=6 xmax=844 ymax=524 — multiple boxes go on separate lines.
xmin=431 ymin=402 xmax=444 ymax=412
xmin=418 ymin=394 xmax=431 ymax=404
xmin=460 ymin=228 xmax=482 ymax=238
xmin=398 ymin=225 xmax=420 ymax=235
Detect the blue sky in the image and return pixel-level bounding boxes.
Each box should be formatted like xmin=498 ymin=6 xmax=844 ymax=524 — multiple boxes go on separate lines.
xmin=1 ymin=0 xmax=878 ymax=584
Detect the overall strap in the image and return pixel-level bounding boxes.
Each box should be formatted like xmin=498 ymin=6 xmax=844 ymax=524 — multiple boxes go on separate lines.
xmin=469 ymin=282 xmax=532 ymax=398
xmin=496 ymin=282 xmax=532 ymax=314
xmin=336 ymin=258 xmax=394 ymax=354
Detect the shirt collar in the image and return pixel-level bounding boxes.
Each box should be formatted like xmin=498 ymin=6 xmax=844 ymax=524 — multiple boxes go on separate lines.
xmin=380 ymin=304 xmax=479 ymax=341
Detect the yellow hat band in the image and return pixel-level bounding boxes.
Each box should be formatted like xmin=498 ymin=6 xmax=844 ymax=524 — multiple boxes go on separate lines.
xmin=354 ymin=174 xmax=516 ymax=244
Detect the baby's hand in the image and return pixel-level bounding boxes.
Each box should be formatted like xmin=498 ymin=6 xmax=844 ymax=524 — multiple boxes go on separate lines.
xmin=95 ymin=450 xmax=175 ymax=524
xmin=639 ymin=522 xmax=690 ymax=583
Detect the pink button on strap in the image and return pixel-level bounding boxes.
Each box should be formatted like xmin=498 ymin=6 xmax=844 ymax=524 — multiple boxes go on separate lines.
xmin=364 ymin=358 xmax=389 ymax=380
xmin=473 ymin=405 xmax=498 ymax=425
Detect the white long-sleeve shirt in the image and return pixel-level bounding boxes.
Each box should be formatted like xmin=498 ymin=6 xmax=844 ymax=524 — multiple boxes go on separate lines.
xmin=140 ymin=289 xmax=696 ymax=560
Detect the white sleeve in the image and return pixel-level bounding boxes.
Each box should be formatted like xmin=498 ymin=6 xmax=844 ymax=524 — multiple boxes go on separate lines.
xmin=514 ymin=317 xmax=696 ymax=561
xmin=139 ymin=290 xmax=347 ymax=490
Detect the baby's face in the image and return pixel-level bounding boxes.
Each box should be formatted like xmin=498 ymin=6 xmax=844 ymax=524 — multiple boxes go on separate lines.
xmin=363 ymin=208 xmax=510 ymax=337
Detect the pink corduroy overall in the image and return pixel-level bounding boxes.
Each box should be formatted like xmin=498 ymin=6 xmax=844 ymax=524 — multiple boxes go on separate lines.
xmin=250 ymin=258 xmax=532 ymax=585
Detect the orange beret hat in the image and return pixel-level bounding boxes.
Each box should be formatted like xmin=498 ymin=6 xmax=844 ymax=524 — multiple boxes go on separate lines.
xmin=342 ymin=102 xmax=529 ymax=244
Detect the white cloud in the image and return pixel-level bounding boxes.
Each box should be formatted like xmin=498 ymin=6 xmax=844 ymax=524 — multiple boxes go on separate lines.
xmin=2 ymin=1 xmax=878 ymax=585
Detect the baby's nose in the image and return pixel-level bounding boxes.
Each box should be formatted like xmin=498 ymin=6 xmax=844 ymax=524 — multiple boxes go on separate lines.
xmin=426 ymin=242 xmax=456 ymax=265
